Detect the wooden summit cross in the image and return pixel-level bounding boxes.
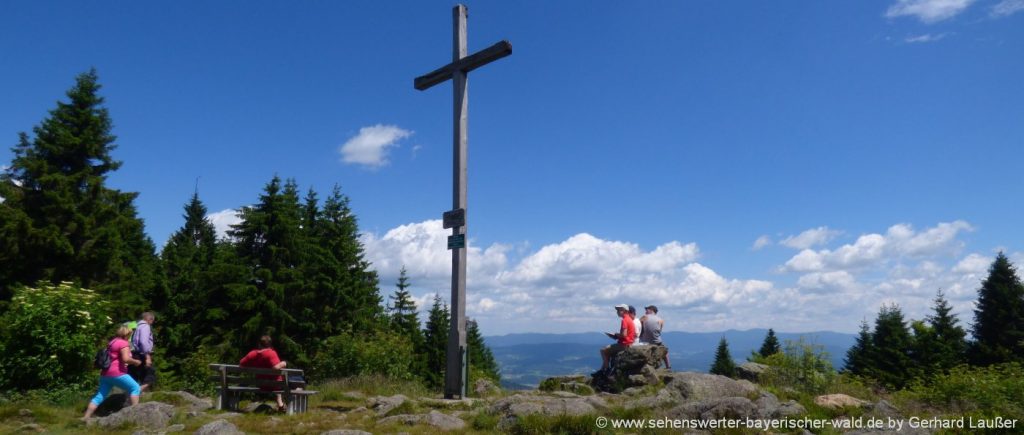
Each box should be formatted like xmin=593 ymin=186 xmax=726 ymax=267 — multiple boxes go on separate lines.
xmin=414 ymin=4 xmax=511 ymax=399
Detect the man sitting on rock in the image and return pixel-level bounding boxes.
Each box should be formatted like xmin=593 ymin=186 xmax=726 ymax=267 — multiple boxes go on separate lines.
xmin=597 ymin=304 xmax=636 ymax=375
xmin=639 ymin=305 xmax=671 ymax=370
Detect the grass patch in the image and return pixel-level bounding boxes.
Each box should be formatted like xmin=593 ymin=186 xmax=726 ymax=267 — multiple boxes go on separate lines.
xmin=471 ymin=410 xmax=500 ymax=431
xmin=314 ymin=374 xmax=433 ymax=399
xmin=506 ymin=413 xmax=598 ymax=435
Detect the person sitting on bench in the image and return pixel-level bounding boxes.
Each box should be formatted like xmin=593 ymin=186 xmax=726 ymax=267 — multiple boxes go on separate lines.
xmin=239 ymin=335 xmax=288 ymax=412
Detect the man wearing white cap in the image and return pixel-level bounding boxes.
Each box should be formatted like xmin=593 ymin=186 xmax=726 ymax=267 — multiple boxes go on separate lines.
xmin=598 ymin=304 xmax=637 ymax=373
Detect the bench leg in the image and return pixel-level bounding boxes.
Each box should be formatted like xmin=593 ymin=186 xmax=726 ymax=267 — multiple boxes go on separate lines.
xmin=215 ymin=390 xmax=224 ymax=411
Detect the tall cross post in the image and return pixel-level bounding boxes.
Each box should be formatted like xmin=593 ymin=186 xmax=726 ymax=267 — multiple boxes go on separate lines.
xmin=414 ymin=4 xmax=511 ymax=399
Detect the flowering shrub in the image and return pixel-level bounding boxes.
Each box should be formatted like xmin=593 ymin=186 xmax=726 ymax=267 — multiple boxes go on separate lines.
xmin=0 ymin=282 xmax=113 ymax=391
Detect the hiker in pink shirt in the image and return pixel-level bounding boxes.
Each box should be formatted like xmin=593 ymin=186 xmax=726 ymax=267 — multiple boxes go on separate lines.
xmin=83 ymin=324 xmax=143 ymax=419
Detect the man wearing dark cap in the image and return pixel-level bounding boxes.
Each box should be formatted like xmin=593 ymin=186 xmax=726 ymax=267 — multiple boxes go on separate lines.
xmin=640 ymin=305 xmax=671 ymax=370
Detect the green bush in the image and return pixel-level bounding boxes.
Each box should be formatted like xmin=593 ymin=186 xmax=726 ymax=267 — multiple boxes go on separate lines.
xmin=899 ymin=363 xmax=1024 ymax=418
xmin=312 ymin=331 xmax=416 ymax=382
xmin=759 ymin=338 xmax=836 ymax=395
xmin=0 ymin=282 xmax=114 ymax=391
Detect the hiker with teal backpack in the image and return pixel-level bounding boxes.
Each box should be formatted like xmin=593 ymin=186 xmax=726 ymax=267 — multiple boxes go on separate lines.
xmin=83 ymin=324 xmax=142 ymax=420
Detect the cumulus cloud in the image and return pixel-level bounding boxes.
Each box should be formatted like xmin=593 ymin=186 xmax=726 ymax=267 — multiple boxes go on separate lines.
xmin=904 ymin=33 xmax=948 ymax=43
xmin=339 ymin=124 xmax=412 ymax=168
xmin=207 ymin=209 xmax=242 ymax=240
xmin=780 ymin=226 xmax=842 ymax=250
xmin=782 ymin=221 xmax=972 ymax=273
xmin=886 ymin=0 xmax=977 ymax=23
xmin=992 ymin=0 xmax=1024 ymax=16
xmin=362 ymin=218 xmax=1003 ymax=334
xmin=751 ymin=235 xmax=772 ymax=251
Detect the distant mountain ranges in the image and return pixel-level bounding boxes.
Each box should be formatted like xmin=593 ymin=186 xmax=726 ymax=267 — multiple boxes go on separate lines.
xmin=484 ymin=329 xmax=856 ymax=390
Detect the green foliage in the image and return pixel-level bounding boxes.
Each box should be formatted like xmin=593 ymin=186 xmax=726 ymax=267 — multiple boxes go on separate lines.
xmin=422 ymin=294 xmax=450 ymax=388
xmin=160 ymin=193 xmax=220 ymax=379
xmin=899 ymin=363 xmax=1024 ymax=419
xmin=0 ymin=70 xmax=162 ymax=319
xmin=468 ymin=318 xmax=500 ymax=384
xmin=868 ymin=303 xmax=915 ymax=390
xmin=709 ymin=337 xmax=736 ymax=377
xmin=755 ymin=328 xmax=781 ymax=359
xmin=387 ymin=267 xmax=424 ymax=358
xmin=0 ymin=282 xmax=114 ymax=391
xmin=923 ymin=291 xmax=967 ymax=373
xmin=760 ymin=338 xmax=836 ymax=394
xmin=312 ymin=331 xmax=416 ymax=381
xmin=971 ymin=252 xmax=1024 ymax=366
xmin=843 ymin=320 xmax=873 ymax=376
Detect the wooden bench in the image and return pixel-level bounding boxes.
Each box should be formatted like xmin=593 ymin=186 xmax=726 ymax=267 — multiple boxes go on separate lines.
xmin=209 ymin=364 xmax=318 ymax=415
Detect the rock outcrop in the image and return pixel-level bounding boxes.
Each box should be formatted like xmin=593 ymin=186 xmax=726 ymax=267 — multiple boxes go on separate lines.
xmin=378 ymin=410 xmax=466 ymax=431
xmin=91 ymin=402 xmax=176 ymax=430
xmin=736 ymin=362 xmax=769 ymax=382
xmin=663 ymin=372 xmax=759 ymax=401
xmin=367 ymin=394 xmax=408 ymax=416
xmin=588 ymin=345 xmax=668 ymax=393
xmin=814 ymin=394 xmax=870 ymax=409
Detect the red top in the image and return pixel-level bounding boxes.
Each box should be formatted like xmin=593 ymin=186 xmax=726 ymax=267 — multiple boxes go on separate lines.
xmin=619 ymin=314 xmax=636 ymax=345
xmin=240 ymin=348 xmax=283 ymax=383
xmin=101 ymin=338 xmax=130 ymax=377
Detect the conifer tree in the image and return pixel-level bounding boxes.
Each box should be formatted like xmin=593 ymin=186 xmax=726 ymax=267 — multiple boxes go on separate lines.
xmin=467 ymin=318 xmax=500 ymax=382
xmin=389 ymin=267 xmax=423 ymax=344
xmin=757 ymin=328 xmax=781 ymax=358
xmin=0 ymin=70 xmax=160 ymax=317
xmin=926 ymin=291 xmax=967 ymax=372
xmin=869 ymin=304 xmax=914 ymax=389
xmin=710 ymin=337 xmax=736 ymax=377
xmin=315 ymin=185 xmax=382 ymax=333
xmin=226 ymin=176 xmax=306 ymax=361
xmin=971 ymin=253 xmax=1024 ymax=365
xmin=844 ymin=320 xmax=874 ymax=376
xmin=160 ymin=193 xmax=219 ymax=371
xmin=423 ymin=294 xmax=451 ymax=388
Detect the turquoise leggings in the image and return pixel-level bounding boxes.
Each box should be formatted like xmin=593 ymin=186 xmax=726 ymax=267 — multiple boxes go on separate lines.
xmin=90 ymin=375 xmax=141 ymax=406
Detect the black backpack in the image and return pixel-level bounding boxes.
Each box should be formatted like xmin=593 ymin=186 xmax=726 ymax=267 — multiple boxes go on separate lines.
xmin=93 ymin=343 xmax=112 ymax=371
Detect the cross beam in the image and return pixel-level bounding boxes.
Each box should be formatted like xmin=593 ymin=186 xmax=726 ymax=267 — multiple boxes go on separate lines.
xmin=413 ymin=4 xmax=511 ymax=400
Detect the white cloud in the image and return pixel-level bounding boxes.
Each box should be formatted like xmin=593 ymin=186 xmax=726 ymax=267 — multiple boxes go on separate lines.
xmin=992 ymin=0 xmax=1024 ymax=16
xmin=886 ymin=0 xmax=977 ymax=23
xmin=782 ymin=221 xmax=972 ymax=273
xmin=904 ymin=33 xmax=948 ymax=43
xmin=339 ymin=124 xmax=412 ymax=168
xmin=953 ymin=253 xmax=989 ymax=274
xmin=751 ymin=235 xmax=772 ymax=251
xmin=780 ymin=226 xmax=842 ymax=250
xmin=362 ymin=218 xmax=1004 ymax=335
xmin=207 ymin=209 xmax=242 ymax=240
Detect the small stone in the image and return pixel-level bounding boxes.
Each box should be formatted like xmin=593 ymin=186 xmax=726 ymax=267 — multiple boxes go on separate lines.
xmin=165 ymin=424 xmax=186 ymax=432
xmin=813 ymin=394 xmax=869 ymax=409
xmin=195 ymin=419 xmax=244 ymax=435
xmin=18 ymin=408 xmax=33 ymax=417
xmin=367 ymin=394 xmax=408 ymax=416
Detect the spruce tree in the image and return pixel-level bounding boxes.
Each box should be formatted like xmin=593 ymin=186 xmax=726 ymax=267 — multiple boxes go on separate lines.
xmin=226 ymin=176 xmax=306 ymax=362
xmin=0 ymin=70 xmax=161 ymax=317
xmin=971 ymin=253 xmax=1024 ymax=365
xmin=315 ymin=185 xmax=382 ymax=333
xmin=467 ymin=318 xmax=500 ymax=383
xmin=710 ymin=337 xmax=736 ymax=377
xmin=869 ymin=304 xmax=915 ymax=389
xmin=844 ymin=320 xmax=874 ymax=376
xmin=926 ymin=290 xmax=967 ymax=372
xmin=423 ymin=294 xmax=451 ymax=388
xmin=758 ymin=328 xmax=781 ymax=358
xmin=160 ymin=192 xmax=219 ymax=372
xmin=389 ymin=267 xmax=423 ymax=345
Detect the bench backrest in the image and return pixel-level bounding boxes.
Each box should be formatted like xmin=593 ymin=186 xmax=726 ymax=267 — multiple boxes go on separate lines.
xmin=209 ymin=364 xmax=306 ymax=389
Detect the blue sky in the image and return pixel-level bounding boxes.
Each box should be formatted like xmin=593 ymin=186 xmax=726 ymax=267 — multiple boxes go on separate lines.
xmin=2 ymin=1 xmax=1022 ymax=335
